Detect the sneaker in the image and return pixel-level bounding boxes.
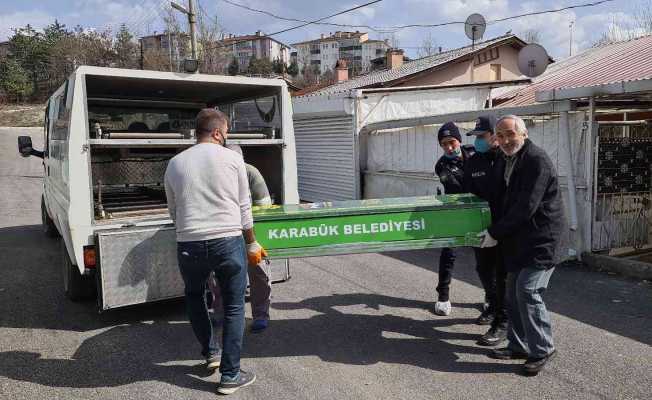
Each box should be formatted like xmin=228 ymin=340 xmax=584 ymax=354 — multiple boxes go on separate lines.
xmin=523 ymin=350 xmax=557 ymax=375
xmin=477 ymin=325 xmax=507 ymax=346
xmin=432 ymin=301 xmax=452 ymax=316
xmin=251 ymin=319 xmax=268 ymax=333
xmin=206 ymin=354 xmax=221 ymax=371
xmin=488 ymin=347 xmax=529 ymax=360
xmin=476 ymin=308 xmax=495 ymax=325
xmin=217 ymin=370 xmax=256 ymax=395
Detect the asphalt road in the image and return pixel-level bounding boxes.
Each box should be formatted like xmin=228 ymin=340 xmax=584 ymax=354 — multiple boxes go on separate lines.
xmin=0 ymin=127 xmax=650 ymax=400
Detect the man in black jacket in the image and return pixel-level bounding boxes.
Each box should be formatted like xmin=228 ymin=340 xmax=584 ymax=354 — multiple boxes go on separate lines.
xmin=463 ymin=116 xmax=508 ymax=346
xmin=479 ymin=115 xmax=565 ymax=375
xmin=433 ymin=121 xmax=474 ymax=316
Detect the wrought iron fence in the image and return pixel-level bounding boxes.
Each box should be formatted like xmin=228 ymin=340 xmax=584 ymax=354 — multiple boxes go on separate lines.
xmin=593 ymin=122 xmax=652 ymax=251
xmin=593 ymin=191 xmax=652 ymax=251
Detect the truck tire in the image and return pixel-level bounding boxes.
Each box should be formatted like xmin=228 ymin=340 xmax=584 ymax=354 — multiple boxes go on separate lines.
xmin=61 ymin=241 xmax=95 ymax=301
xmin=42 ymin=197 xmax=60 ymax=238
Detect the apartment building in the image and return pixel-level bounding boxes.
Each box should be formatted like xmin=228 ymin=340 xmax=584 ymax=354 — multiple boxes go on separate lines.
xmin=222 ymin=31 xmax=290 ymax=71
xmin=139 ymin=32 xmax=189 ymax=70
xmin=292 ymin=31 xmax=390 ymax=75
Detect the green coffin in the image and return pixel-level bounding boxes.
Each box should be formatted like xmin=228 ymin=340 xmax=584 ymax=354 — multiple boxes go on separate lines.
xmin=252 ymin=194 xmax=491 ymax=259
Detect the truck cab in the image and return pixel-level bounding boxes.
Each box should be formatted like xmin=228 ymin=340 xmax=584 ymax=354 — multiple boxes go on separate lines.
xmin=18 ymin=66 xmax=298 ymax=310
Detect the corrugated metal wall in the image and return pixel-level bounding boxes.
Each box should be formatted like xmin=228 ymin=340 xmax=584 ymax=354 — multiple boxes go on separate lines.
xmin=294 ymin=115 xmax=357 ymax=201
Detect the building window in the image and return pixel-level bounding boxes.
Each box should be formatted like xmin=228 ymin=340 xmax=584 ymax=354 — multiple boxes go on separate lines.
xmin=475 ymin=47 xmax=500 ymax=65
xmin=490 ymin=64 xmax=502 ymax=81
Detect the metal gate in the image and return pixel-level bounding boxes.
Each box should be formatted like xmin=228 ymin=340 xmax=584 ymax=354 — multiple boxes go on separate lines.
xmin=294 ymin=115 xmax=358 ymax=202
xmin=592 ymin=122 xmax=652 ymax=251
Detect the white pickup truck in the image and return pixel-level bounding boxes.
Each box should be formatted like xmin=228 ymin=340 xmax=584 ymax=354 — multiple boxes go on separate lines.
xmin=18 ymin=66 xmax=298 ymax=310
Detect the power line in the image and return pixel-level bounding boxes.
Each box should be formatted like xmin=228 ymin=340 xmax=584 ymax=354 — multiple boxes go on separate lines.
xmin=219 ymin=0 xmax=617 ymax=32
xmin=488 ymin=0 xmax=616 ymax=24
xmin=202 ymin=0 xmax=383 ymax=52
xmin=220 ymin=0 xmax=387 ymax=32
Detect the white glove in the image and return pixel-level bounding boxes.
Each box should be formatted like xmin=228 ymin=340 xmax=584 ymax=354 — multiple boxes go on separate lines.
xmin=477 ymin=230 xmax=498 ymax=248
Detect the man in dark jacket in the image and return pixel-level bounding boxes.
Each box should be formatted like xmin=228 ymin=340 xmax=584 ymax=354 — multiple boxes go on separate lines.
xmin=480 ymin=115 xmax=565 ymax=376
xmin=463 ymin=115 xmax=508 ymax=346
xmin=433 ymin=121 xmax=474 ymax=316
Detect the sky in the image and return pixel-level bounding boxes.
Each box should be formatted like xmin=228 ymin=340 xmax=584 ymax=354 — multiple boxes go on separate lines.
xmin=0 ymin=0 xmax=649 ymax=59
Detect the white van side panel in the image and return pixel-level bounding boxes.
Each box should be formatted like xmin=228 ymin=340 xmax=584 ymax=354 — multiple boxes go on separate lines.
xmin=66 ymin=71 xmax=95 ymax=269
xmin=45 ymin=83 xmax=76 ymax=265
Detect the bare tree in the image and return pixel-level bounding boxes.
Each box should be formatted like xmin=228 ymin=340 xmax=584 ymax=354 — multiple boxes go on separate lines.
xmin=523 ymin=29 xmax=541 ymax=44
xmin=417 ymin=32 xmax=438 ymax=58
xmin=196 ymin=10 xmax=229 ymax=74
xmin=634 ymin=0 xmax=652 ymax=33
xmin=594 ymin=1 xmax=652 ymax=46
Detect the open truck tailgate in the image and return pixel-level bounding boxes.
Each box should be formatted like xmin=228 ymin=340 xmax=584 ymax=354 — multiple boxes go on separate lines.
xmin=96 ymin=226 xmax=290 ymax=311
xmin=97 ymin=227 xmax=182 ymax=310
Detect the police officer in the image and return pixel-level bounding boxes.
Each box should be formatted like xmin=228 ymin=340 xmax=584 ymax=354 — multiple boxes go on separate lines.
xmin=464 ymin=115 xmax=508 ymax=346
xmin=433 ymin=121 xmax=474 ymax=316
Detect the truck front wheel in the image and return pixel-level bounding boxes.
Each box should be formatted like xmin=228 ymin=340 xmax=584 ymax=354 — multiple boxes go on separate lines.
xmin=61 ymin=241 xmax=95 ymax=301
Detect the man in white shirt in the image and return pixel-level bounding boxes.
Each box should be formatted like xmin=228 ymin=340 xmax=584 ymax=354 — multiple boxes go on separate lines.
xmin=164 ymin=108 xmax=266 ymax=395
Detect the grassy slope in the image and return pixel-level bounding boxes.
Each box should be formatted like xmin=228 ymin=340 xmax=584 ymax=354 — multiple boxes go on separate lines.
xmin=0 ymin=104 xmax=45 ymax=127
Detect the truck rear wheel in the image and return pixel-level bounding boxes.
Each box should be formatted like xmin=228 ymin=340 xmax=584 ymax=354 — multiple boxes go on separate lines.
xmin=61 ymin=241 xmax=95 ymax=301
xmin=42 ymin=197 xmax=60 ymax=238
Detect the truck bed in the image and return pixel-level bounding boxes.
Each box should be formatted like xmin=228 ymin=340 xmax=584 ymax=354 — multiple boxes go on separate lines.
xmin=95 ymin=186 xmax=169 ymax=220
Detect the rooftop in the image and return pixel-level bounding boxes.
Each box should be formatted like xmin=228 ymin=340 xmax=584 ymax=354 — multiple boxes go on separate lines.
xmin=495 ymin=34 xmax=652 ymax=107
xmin=301 ymin=34 xmax=528 ymax=97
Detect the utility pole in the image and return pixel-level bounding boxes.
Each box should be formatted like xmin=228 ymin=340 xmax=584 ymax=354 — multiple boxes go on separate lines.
xmin=187 ymin=0 xmax=197 ymax=60
xmin=171 ymin=0 xmax=198 ymax=67
xmin=168 ymin=30 xmax=173 ymax=71
xmin=569 ymin=20 xmax=574 ymax=57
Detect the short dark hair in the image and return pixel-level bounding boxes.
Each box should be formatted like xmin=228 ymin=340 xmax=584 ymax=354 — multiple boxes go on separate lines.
xmin=196 ymin=108 xmax=229 ymax=137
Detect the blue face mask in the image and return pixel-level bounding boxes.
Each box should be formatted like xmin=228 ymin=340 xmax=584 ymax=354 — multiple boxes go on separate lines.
xmin=444 ymin=146 xmax=462 ymax=159
xmin=474 ymin=137 xmax=490 ymax=153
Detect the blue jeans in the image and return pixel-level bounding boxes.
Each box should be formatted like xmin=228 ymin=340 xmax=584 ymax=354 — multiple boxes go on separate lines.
xmin=177 ymin=235 xmax=247 ymax=379
xmin=506 ymin=266 xmax=555 ymax=358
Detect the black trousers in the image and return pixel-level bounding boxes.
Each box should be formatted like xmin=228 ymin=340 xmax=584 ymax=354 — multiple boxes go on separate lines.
xmin=436 ymin=247 xmax=456 ymax=302
xmin=473 ymin=246 xmax=507 ymax=325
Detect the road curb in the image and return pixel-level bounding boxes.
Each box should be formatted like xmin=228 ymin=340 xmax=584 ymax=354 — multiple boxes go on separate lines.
xmin=582 ymin=252 xmax=652 ymax=280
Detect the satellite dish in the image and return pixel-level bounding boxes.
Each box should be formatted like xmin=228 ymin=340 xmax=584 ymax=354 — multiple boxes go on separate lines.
xmin=465 ymin=14 xmax=486 ymax=41
xmin=518 ymin=43 xmax=550 ymax=78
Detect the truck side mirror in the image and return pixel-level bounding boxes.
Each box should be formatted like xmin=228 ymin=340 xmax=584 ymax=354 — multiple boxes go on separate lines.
xmin=18 ymin=136 xmax=44 ymax=159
